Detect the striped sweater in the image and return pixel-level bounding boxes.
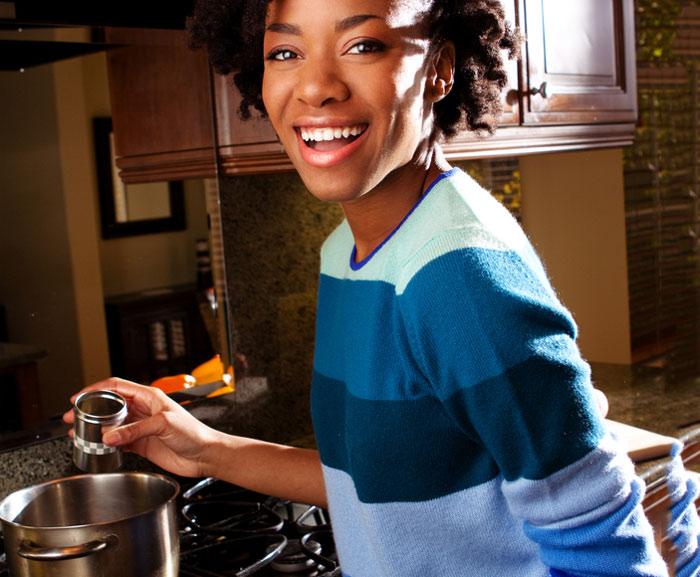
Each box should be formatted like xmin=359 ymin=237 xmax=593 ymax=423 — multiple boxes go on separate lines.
xmin=311 ymin=168 xmax=668 ymax=577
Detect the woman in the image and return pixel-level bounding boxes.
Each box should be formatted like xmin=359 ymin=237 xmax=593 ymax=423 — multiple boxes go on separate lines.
xmin=66 ymin=1 xmax=670 ymax=575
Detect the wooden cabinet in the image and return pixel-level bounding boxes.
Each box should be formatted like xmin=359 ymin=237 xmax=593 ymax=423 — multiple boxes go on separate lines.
xmin=105 ymin=28 xmax=217 ymax=183
xmin=519 ymin=0 xmax=636 ymax=126
xmin=443 ymin=0 xmax=637 ymax=160
xmin=105 ymin=0 xmax=638 ymax=181
xmin=213 ymin=74 xmax=292 ymax=175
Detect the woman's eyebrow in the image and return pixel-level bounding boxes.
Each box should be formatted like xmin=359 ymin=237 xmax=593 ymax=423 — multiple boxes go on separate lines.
xmin=265 ymin=14 xmax=381 ymax=36
xmin=266 ymin=22 xmax=301 ymax=35
xmin=335 ymin=14 xmax=381 ymax=32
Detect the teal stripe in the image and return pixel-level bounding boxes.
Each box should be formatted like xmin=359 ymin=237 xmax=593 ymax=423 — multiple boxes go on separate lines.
xmin=442 ymin=354 xmax=605 ymax=482
xmin=315 ymin=274 xmax=424 ymax=401
xmin=398 ymin=246 xmax=577 ymax=399
xmin=311 ymin=370 xmax=499 ymax=503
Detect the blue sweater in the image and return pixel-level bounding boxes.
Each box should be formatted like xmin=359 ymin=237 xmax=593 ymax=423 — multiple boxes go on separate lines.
xmin=311 ymin=168 xmax=668 ymax=577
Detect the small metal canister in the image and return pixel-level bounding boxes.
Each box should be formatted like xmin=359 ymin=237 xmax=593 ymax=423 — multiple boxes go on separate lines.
xmin=73 ymin=390 xmax=128 ymax=473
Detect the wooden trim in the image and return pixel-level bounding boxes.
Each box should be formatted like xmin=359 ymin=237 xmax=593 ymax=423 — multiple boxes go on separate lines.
xmin=115 ymin=148 xmax=217 ymax=183
xmin=441 ymin=123 xmax=636 ymax=160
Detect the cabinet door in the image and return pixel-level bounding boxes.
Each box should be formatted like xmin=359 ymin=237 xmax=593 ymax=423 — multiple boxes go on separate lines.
xmin=105 ymin=28 xmax=216 ymax=182
xmin=214 ymin=74 xmax=292 ymax=175
xmin=520 ymin=0 xmax=637 ymax=125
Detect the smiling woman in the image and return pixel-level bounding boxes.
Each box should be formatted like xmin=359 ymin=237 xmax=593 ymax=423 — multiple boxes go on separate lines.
xmin=61 ymin=2 xmax=674 ymax=576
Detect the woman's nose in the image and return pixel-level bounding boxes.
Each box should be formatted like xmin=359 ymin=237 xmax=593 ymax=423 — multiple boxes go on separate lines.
xmin=294 ymin=57 xmax=350 ymax=108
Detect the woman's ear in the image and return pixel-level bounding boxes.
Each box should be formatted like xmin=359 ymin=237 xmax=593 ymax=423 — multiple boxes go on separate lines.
xmin=427 ymin=41 xmax=455 ymax=103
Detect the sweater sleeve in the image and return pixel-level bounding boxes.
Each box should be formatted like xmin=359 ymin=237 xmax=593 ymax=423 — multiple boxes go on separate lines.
xmin=397 ymin=229 xmax=668 ymax=577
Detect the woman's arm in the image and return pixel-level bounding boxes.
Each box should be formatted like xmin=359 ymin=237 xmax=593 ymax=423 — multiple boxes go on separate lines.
xmin=64 ymin=378 xmax=328 ymax=508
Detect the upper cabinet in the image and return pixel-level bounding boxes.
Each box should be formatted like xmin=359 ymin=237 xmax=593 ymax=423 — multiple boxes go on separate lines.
xmin=520 ymin=0 xmax=636 ymax=125
xmin=443 ymin=0 xmax=637 ymax=160
xmin=105 ymin=28 xmax=216 ymax=183
xmin=105 ymin=0 xmax=638 ymax=181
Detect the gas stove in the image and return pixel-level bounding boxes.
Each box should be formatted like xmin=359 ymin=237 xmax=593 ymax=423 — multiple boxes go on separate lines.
xmin=0 ymin=477 xmax=340 ymax=577
xmin=177 ymin=477 xmax=340 ymax=576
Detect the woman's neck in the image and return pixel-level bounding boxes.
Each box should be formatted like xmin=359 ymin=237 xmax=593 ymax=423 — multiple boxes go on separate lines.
xmin=342 ymin=146 xmax=451 ymax=263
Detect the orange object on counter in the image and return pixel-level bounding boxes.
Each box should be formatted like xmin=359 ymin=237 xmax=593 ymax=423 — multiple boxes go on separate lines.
xmin=151 ymin=356 xmax=236 ymax=401
xmin=191 ymin=355 xmax=225 ymax=385
xmin=151 ymin=374 xmax=196 ymax=394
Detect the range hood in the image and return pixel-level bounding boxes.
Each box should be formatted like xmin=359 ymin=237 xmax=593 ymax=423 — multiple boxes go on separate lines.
xmin=0 ymin=39 xmax=123 ymax=70
xmin=1 ymin=1 xmax=194 ymax=29
xmin=0 ymin=0 xmax=193 ymax=70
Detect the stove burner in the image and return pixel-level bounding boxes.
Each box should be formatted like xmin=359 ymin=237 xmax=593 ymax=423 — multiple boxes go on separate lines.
xmin=301 ymin=531 xmax=337 ymax=573
xmin=269 ymin=539 xmax=321 ymax=573
xmin=180 ymin=534 xmax=287 ymax=577
xmin=184 ymin=478 xmax=273 ymax=504
xmin=183 ymin=501 xmax=284 ymax=535
xmin=178 ymin=478 xmax=339 ymax=576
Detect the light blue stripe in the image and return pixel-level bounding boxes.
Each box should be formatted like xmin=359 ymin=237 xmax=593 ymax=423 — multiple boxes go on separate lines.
xmin=524 ymin=478 xmax=667 ymax=577
xmin=320 ymin=168 xmax=534 ymax=285
xmin=502 ymin=434 xmax=637 ymax=528
xmin=322 ymin=465 xmax=547 ymax=577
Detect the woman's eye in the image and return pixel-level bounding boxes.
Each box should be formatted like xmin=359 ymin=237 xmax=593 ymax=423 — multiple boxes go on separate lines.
xmin=267 ymin=49 xmax=298 ymax=62
xmin=346 ymin=41 xmax=385 ymax=55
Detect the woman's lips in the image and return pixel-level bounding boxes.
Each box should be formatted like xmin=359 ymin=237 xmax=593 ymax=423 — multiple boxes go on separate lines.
xmin=295 ymin=124 xmax=369 ymax=168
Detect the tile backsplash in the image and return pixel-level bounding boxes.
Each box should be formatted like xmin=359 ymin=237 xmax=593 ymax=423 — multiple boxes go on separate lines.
xmin=219 ymin=172 xmax=343 ymax=441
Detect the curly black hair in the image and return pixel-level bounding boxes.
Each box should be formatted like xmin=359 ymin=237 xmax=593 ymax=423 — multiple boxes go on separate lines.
xmin=187 ymin=0 xmax=519 ymax=138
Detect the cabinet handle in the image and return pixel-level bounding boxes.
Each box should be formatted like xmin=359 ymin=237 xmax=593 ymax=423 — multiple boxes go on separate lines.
xmin=529 ymin=81 xmax=548 ymax=99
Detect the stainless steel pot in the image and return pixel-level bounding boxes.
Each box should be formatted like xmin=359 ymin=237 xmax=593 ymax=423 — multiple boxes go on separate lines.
xmin=0 ymin=472 xmax=179 ymax=577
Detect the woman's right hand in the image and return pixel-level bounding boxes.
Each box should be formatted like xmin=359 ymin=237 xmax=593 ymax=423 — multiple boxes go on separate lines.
xmin=63 ymin=378 xmax=222 ymax=478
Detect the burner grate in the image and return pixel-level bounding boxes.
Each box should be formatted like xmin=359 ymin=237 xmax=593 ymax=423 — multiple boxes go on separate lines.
xmin=177 ymin=478 xmax=339 ymax=577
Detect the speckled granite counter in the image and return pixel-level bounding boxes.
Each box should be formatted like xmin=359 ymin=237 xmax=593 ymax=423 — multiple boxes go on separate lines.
xmin=0 ymin=376 xmax=312 ymax=501
xmin=0 ymin=363 xmax=697 ymax=502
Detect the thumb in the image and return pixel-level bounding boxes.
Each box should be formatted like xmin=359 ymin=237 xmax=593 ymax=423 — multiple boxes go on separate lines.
xmin=104 ymin=414 xmax=166 ymax=447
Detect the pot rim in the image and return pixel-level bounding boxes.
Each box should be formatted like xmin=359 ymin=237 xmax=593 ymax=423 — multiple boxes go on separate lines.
xmin=0 ymin=472 xmax=180 ymax=531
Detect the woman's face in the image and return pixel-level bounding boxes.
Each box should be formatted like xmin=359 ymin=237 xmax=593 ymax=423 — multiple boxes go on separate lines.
xmin=262 ymin=0 xmax=439 ymax=203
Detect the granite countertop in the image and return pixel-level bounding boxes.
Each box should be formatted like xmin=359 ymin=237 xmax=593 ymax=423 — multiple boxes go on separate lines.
xmin=0 ymin=341 xmax=47 ymax=370
xmin=590 ymin=362 xmax=699 ymax=482
xmin=0 ymin=363 xmax=697 ymax=502
xmin=592 ymin=363 xmax=698 ymax=437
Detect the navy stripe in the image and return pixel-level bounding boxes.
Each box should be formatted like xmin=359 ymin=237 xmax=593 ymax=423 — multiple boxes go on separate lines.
xmin=442 ymin=354 xmax=605 ymax=482
xmin=311 ymin=371 xmax=499 ymax=503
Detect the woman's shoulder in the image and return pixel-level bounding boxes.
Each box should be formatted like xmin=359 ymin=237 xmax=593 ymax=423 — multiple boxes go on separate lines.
xmin=394 ymin=169 xmax=534 ymax=292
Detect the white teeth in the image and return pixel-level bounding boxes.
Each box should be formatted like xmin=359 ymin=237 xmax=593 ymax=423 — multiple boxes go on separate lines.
xmin=300 ymin=125 xmax=366 ymax=142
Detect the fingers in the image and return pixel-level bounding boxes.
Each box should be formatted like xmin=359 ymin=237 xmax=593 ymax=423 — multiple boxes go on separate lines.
xmin=63 ymin=378 xmax=174 ymax=425
xmin=593 ymin=388 xmax=609 ymax=418
xmin=68 ymin=377 xmax=147 ymax=405
xmin=103 ymin=413 xmax=168 ymax=447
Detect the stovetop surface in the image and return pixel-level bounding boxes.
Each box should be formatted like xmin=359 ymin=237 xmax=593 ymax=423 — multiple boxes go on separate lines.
xmin=0 ymin=477 xmax=340 ymax=577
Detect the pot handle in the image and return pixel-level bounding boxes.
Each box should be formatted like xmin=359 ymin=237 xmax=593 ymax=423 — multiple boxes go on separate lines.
xmin=18 ymin=535 xmax=117 ymax=561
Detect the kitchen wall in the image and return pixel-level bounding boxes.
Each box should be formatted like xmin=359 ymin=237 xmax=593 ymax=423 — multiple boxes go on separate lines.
xmin=520 ymin=148 xmax=632 ymax=365
xmin=0 ymin=58 xmax=85 ymax=418
xmin=0 ymin=32 xmax=209 ymax=420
